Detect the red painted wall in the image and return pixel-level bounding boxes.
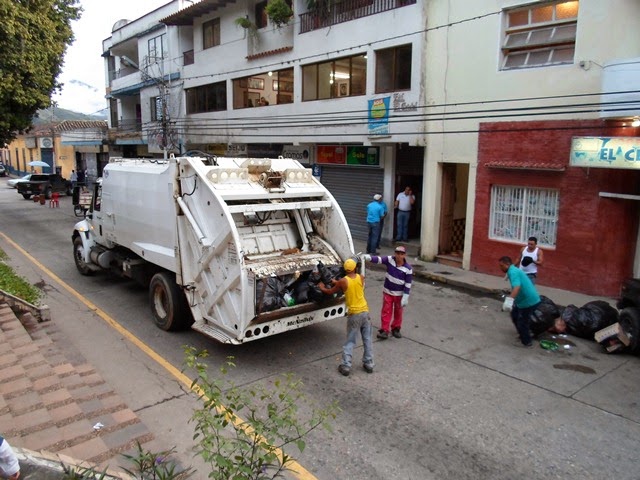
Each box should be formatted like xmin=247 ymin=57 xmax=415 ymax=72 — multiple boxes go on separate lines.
xmin=472 ymin=119 xmax=640 ymax=296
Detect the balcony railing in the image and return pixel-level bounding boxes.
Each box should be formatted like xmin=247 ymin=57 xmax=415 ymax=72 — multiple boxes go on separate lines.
xmin=299 ymin=0 xmax=416 ymax=34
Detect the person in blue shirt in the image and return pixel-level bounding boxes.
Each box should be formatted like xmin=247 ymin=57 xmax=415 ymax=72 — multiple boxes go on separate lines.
xmin=499 ymin=256 xmax=541 ymax=347
xmin=366 ymin=194 xmax=386 ymax=254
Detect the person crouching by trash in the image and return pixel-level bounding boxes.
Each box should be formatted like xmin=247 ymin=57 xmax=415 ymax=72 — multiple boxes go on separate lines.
xmin=318 ymin=259 xmax=374 ymax=376
xmin=499 ymin=256 xmax=541 ymax=348
xmin=0 ymin=435 xmax=20 ymax=480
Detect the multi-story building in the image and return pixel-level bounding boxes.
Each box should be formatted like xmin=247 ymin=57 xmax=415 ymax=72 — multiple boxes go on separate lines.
xmin=103 ymin=0 xmax=424 ymax=241
xmin=422 ymin=0 xmax=640 ymax=296
xmin=104 ymin=0 xmax=640 ymax=296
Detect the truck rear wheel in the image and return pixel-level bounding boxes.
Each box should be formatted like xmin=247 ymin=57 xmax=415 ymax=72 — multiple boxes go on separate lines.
xmin=22 ymin=194 xmax=32 ymax=200
xmin=44 ymin=187 xmax=52 ymax=200
xmin=73 ymin=237 xmax=94 ymax=276
xmin=149 ymin=272 xmax=189 ymax=331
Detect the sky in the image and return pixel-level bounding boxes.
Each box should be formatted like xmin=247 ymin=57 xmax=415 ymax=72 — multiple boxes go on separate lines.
xmin=52 ymin=0 xmax=169 ymax=116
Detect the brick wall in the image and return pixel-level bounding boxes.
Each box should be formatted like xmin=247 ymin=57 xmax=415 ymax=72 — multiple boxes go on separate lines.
xmin=472 ymin=119 xmax=640 ymax=296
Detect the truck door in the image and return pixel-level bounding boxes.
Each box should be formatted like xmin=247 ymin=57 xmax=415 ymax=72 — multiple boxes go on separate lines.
xmin=90 ymin=184 xmax=116 ymax=244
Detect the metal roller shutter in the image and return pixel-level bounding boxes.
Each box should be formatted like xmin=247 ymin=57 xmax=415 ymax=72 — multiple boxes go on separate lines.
xmin=320 ymin=166 xmax=384 ymax=240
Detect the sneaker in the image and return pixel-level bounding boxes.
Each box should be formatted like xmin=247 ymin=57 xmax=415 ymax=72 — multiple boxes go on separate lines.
xmin=392 ymin=328 xmax=402 ymax=338
xmin=377 ymin=330 xmax=389 ymax=340
xmin=338 ymin=364 xmax=351 ymax=376
xmin=363 ymin=364 xmax=374 ymax=374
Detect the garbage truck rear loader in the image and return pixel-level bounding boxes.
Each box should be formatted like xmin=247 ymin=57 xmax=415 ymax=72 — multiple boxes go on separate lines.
xmin=72 ymin=156 xmax=355 ymax=344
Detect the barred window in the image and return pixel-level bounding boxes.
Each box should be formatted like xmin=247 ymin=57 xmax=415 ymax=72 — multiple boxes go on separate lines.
xmin=489 ymin=186 xmax=559 ymax=247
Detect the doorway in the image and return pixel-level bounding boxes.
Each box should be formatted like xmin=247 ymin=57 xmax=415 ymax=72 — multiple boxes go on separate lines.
xmin=394 ymin=145 xmax=424 ymax=242
xmin=437 ymin=163 xmax=468 ymax=266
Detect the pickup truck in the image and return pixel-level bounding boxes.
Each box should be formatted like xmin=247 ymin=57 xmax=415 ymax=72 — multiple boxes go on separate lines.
xmin=17 ymin=173 xmax=72 ymax=200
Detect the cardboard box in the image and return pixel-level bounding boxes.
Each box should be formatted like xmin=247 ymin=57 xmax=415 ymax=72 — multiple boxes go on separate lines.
xmin=594 ymin=322 xmax=630 ymax=346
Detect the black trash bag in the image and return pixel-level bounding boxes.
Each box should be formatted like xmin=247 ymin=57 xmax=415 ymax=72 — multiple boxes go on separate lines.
xmin=306 ymin=282 xmax=325 ymax=303
xmin=293 ymin=278 xmax=311 ymax=304
xmin=316 ymin=261 xmax=333 ymax=285
xmin=530 ymin=295 xmax=561 ymax=336
xmin=256 ymin=276 xmax=286 ymax=313
xmin=560 ymin=300 xmax=619 ymax=339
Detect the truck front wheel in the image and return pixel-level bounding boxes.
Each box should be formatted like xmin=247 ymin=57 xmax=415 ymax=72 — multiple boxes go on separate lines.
xmin=22 ymin=194 xmax=32 ymax=200
xmin=73 ymin=237 xmax=94 ymax=276
xmin=150 ymin=272 xmax=189 ymax=331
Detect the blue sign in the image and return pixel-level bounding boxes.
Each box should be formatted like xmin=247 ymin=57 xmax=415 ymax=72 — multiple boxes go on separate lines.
xmin=368 ymin=97 xmax=390 ymax=136
xmin=571 ymin=137 xmax=640 ymax=169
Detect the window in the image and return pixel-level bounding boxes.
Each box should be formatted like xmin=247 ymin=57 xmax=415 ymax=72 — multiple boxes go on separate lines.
xmin=302 ymin=54 xmax=366 ymax=101
xmin=255 ymin=1 xmax=268 ymax=29
xmin=186 ymin=81 xmax=227 ymax=114
xmin=232 ymin=68 xmax=293 ymax=108
xmin=148 ymin=34 xmax=167 ymax=61
xmin=150 ymin=96 xmax=163 ymax=121
xmin=375 ymin=44 xmax=412 ymax=93
xmin=203 ymin=18 xmax=221 ymax=49
xmin=502 ymin=1 xmax=578 ymax=69
xmin=489 ymin=186 xmax=559 ymax=247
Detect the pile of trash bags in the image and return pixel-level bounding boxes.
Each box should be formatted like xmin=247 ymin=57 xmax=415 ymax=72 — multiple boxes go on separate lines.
xmin=256 ymin=261 xmax=347 ymax=313
xmin=524 ymin=295 xmax=632 ymax=353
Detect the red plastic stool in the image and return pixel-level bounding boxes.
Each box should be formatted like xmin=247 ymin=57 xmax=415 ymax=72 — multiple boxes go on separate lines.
xmin=49 ymin=192 xmax=60 ymax=208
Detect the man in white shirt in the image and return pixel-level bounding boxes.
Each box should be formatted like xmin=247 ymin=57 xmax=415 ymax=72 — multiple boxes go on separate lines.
xmin=394 ymin=186 xmax=415 ymax=242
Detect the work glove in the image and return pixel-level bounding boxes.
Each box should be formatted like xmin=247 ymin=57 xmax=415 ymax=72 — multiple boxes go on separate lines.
xmin=502 ymin=297 xmax=514 ymax=312
xmin=362 ymin=254 xmax=372 ymax=262
xmin=401 ymin=294 xmax=409 ymax=307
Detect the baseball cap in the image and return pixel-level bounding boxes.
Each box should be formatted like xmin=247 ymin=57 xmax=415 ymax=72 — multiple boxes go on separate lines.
xmin=343 ymin=258 xmax=357 ymax=272
xmin=373 ymin=194 xmax=382 ymax=200
xmin=394 ymin=246 xmax=406 ymax=253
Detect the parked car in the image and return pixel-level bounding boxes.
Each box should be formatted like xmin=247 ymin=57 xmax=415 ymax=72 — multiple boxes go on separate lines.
xmin=7 ymin=174 xmax=32 ymax=188
xmin=0 ymin=164 xmax=6 ymax=177
xmin=16 ymin=173 xmax=72 ymax=199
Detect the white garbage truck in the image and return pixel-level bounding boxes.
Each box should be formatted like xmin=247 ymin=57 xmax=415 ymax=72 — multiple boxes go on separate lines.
xmin=72 ymin=155 xmax=356 ymax=344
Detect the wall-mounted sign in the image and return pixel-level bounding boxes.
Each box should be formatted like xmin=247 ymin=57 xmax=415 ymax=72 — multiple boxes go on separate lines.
xmin=282 ymin=145 xmax=313 ymax=164
xmin=316 ymin=146 xmax=380 ymax=166
xmin=570 ymin=137 xmax=640 ymax=169
xmin=226 ymin=143 xmax=247 ymax=157
xmin=368 ymin=97 xmax=390 ymax=136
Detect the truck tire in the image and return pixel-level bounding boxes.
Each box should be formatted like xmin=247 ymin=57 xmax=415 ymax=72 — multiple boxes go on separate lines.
xmin=44 ymin=187 xmax=52 ymax=200
xmin=73 ymin=237 xmax=94 ymax=276
xmin=618 ymin=307 xmax=640 ymax=354
xmin=22 ymin=194 xmax=32 ymax=200
xmin=149 ymin=272 xmax=190 ymax=331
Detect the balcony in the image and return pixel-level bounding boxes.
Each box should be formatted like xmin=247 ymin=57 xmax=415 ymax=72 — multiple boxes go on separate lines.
xmin=600 ymin=57 xmax=640 ymax=120
xmin=299 ymin=0 xmax=416 ymax=34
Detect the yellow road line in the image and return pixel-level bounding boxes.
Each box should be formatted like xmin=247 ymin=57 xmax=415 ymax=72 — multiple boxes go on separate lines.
xmin=0 ymin=231 xmax=317 ymax=480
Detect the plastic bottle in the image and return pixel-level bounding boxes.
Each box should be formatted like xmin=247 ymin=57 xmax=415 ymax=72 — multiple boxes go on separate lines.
xmin=283 ymin=292 xmax=295 ymax=307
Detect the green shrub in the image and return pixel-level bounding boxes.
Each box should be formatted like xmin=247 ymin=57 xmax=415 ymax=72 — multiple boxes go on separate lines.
xmin=0 ymin=250 xmax=42 ymax=305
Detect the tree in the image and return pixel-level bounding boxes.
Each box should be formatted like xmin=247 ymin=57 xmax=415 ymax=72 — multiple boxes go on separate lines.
xmin=0 ymin=0 xmax=81 ymax=145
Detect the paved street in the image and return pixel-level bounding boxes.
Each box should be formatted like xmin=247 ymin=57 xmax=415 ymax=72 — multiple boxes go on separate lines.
xmin=0 ymin=181 xmax=639 ymax=479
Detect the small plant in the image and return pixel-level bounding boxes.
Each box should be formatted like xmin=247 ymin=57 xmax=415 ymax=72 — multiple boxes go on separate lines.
xmin=234 ymin=16 xmax=256 ymax=30
xmin=121 ymin=442 xmax=194 ymax=479
xmin=184 ymin=346 xmax=339 ymax=480
xmin=265 ymin=0 xmax=293 ymax=28
xmin=61 ymin=463 xmax=109 ymax=479
xmin=0 ymin=249 xmax=43 ymax=305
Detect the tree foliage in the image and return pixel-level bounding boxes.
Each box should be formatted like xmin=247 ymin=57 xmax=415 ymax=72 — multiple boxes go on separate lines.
xmin=0 ymin=0 xmax=82 ymax=145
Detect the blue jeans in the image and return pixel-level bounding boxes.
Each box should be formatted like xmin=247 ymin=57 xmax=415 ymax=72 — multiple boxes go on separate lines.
xmin=526 ymin=273 xmax=537 ymax=285
xmin=377 ymin=218 xmax=384 ymax=249
xmin=510 ymin=302 xmax=540 ymax=345
xmin=367 ymin=221 xmax=381 ymax=254
xmin=396 ymin=210 xmax=410 ymax=241
xmin=342 ymin=312 xmax=374 ymax=370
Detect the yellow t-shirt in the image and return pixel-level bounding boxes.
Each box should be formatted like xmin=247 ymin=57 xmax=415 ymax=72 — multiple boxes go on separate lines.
xmin=344 ymin=274 xmax=368 ymax=315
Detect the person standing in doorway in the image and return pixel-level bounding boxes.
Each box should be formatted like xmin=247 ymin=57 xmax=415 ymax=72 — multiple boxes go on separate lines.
xmin=394 ymin=186 xmax=415 ymax=242
xmin=499 ymin=256 xmax=541 ymax=347
xmin=363 ymin=245 xmax=412 ymax=339
xmin=318 ymin=258 xmax=374 ymax=376
xmin=516 ymin=236 xmax=544 ymax=285
xmin=70 ymin=169 xmax=78 ymax=189
xmin=366 ymin=194 xmax=385 ymax=254
xmin=377 ymin=195 xmax=388 ymax=251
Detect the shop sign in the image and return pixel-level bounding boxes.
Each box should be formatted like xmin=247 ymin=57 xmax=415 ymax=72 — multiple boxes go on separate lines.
xmin=570 ymin=137 xmax=640 ymax=169
xmin=282 ymin=145 xmax=313 ymax=164
xmin=316 ymin=146 xmax=380 ymax=166
xmin=225 ymin=143 xmax=247 ymax=157
xmin=368 ymin=97 xmax=390 ymax=136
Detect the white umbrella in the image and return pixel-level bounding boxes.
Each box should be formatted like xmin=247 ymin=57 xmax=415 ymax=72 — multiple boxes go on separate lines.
xmin=28 ymin=161 xmax=50 ymax=167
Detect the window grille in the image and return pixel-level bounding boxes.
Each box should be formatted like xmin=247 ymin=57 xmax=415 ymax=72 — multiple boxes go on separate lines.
xmin=489 ymin=186 xmax=559 ymax=247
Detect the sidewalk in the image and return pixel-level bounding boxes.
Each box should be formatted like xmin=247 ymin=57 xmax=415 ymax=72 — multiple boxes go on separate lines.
xmin=0 ymin=304 xmax=155 ymax=479
xmin=353 ymin=238 xmax=617 ymax=308
xmin=0 ymin=239 xmax=617 ymax=478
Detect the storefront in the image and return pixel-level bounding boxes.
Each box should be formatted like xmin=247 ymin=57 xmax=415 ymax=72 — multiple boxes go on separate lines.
xmin=314 ymin=145 xmax=384 ymax=240
xmin=471 ymin=119 xmax=640 ymax=296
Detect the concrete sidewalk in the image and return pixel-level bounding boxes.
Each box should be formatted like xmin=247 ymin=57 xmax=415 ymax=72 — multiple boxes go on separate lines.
xmin=353 ymin=238 xmax=617 ymax=308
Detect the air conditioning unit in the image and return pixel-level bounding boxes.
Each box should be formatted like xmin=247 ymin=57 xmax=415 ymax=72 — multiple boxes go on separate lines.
xmin=39 ymin=137 xmax=53 ymax=149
